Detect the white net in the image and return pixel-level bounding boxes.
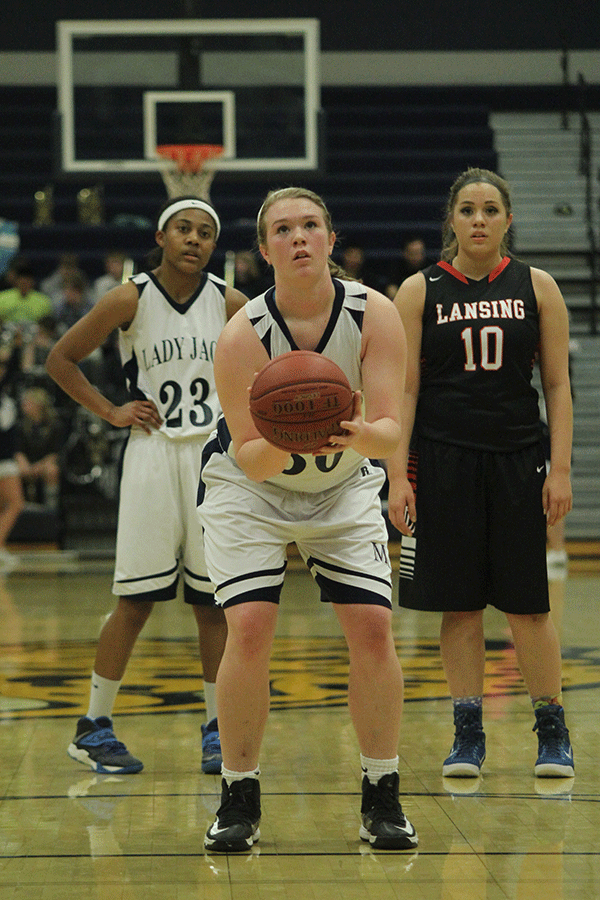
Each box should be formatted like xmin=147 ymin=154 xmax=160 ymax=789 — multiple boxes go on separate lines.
xmin=156 ymin=145 xmax=224 ymax=200
xmin=160 ymin=167 xmax=217 ymax=201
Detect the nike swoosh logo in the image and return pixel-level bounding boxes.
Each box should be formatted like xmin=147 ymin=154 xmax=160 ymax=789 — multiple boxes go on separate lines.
xmin=429 ymin=275 xmax=443 ymax=281
xmin=537 ymin=465 xmax=545 ymax=473
xmin=208 ymin=824 xmax=231 ymax=837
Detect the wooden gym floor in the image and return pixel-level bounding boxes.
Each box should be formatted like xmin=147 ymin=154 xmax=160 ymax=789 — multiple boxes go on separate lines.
xmin=1 ymin=543 xmax=599 ymax=899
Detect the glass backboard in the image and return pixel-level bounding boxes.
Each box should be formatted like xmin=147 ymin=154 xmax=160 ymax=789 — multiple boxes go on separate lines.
xmin=56 ymin=18 xmax=321 ymax=177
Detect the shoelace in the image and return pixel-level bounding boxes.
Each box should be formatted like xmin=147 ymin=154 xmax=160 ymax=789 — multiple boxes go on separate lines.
xmin=534 ymin=715 xmax=570 ymax=755
xmin=453 ymin=726 xmax=484 ymax=747
xmin=365 ymin=780 xmax=406 ymax=826
xmin=454 ymin=707 xmax=483 ymax=733
xmin=216 ymin=782 xmax=260 ymax=826
xmin=84 ymin=727 xmax=129 ymax=755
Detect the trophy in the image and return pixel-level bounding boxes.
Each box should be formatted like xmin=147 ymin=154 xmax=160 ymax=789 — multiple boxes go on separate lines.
xmin=33 ymin=185 xmax=55 ymax=225
xmin=77 ymin=185 xmax=105 ymax=225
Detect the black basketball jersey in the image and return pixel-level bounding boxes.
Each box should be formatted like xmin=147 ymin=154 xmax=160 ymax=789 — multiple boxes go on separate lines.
xmin=415 ymin=256 xmax=542 ymax=452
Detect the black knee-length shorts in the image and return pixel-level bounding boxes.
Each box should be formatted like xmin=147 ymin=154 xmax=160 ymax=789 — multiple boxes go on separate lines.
xmin=398 ymin=437 xmax=550 ymax=615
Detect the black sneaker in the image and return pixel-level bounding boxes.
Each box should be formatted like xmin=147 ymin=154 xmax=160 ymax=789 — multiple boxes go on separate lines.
xmin=533 ymin=705 xmax=575 ymax=777
xmin=442 ymin=705 xmax=486 ymax=777
xmin=204 ymin=777 xmax=261 ymax=852
xmin=67 ymin=716 xmax=143 ymax=774
xmin=359 ymin=772 xmax=418 ymax=850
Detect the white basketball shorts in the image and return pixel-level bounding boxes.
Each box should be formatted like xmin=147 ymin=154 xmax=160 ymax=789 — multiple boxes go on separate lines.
xmin=198 ymin=451 xmax=392 ymax=609
xmin=113 ymin=430 xmax=213 ymax=601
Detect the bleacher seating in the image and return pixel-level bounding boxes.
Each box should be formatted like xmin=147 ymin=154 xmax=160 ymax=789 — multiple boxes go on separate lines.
xmin=5 ymin=83 xmax=597 ymax=544
xmin=0 ymin=85 xmax=498 ymax=284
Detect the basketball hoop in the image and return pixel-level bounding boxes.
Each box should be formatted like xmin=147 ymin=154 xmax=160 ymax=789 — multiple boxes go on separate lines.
xmin=156 ymin=144 xmax=224 ymax=201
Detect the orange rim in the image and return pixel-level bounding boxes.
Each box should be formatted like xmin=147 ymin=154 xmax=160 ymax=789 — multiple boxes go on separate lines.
xmin=156 ymin=144 xmax=224 ymax=173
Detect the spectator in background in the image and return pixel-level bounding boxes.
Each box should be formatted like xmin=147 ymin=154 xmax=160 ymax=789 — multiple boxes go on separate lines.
xmin=15 ymin=386 xmax=64 ymax=511
xmin=0 ymin=258 xmax=53 ymax=325
xmin=233 ymin=250 xmax=273 ymax=298
xmin=93 ymin=250 xmax=129 ymax=303
xmin=91 ymin=254 xmax=131 ymax=402
xmin=20 ymin=315 xmax=59 ymax=383
xmin=384 ymin=233 xmax=435 ymax=299
xmin=55 ymin=273 xmax=103 ymax=388
xmin=19 ymin=315 xmax=73 ymax=413
xmin=341 ymin=243 xmax=367 ymax=279
xmin=0 ymin=218 xmax=20 ymax=290
xmin=55 ymin=271 xmax=95 ymax=335
xmin=41 ymin=253 xmax=93 ymax=311
xmin=0 ymin=342 xmax=25 ymax=571
xmin=338 ymin=241 xmax=385 ymax=290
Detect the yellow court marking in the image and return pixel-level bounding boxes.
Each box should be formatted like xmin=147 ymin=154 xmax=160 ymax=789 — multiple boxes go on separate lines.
xmin=0 ymin=635 xmax=595 ymax=719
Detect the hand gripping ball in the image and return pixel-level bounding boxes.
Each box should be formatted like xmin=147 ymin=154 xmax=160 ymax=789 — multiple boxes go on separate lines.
xmin=249 ymin=350 xmax=354 ymax=452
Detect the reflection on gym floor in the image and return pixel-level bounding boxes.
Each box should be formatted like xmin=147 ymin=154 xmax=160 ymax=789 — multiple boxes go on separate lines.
xmin=1 ymin=556 xmax=600 ymax=900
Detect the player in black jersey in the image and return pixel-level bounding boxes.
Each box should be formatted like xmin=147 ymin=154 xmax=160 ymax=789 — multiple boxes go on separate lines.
xmin=387 ymin=168 xmax=574 ymax=780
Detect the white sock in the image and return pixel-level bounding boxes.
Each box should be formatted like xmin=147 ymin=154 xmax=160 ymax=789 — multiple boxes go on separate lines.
xmin=222 ymin=766 xmax=260 ymax=784
xmin=87 ymin=671 xmax=122 ymax=721
xmin=203 ymin=681 xmax=218 ymax=724
xmin=360 ymin=754 xmax=399 ymax=785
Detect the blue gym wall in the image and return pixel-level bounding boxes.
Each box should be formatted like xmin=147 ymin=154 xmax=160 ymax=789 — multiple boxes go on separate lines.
xmin=0 ymin=2 xmax=598 ymax=52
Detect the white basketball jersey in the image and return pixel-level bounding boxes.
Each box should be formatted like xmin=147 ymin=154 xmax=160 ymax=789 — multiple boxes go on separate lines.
xmin=120 ymin=271 xmax=227 ymax=439
xmin=241 ymin=277 xmax=368 ymax=492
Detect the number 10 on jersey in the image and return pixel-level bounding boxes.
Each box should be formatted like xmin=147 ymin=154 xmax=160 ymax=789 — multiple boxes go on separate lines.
xmin=461 ymin=326 xmax=503 ymax=371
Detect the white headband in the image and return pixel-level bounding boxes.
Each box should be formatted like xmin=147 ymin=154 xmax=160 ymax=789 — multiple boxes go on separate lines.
xmin=158 ymin=199 xmax=221 ymax=238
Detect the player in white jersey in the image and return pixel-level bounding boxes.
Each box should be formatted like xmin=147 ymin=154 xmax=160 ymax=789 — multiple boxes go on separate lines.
xmin=46 ymin=195 xmax=247 ymax=775
xmin=200 ymin=187 xmax=418 ymax=853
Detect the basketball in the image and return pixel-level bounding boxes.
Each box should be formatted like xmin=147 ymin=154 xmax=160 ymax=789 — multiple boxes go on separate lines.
xmin=249 ymin=350 xmax=354 ymax=453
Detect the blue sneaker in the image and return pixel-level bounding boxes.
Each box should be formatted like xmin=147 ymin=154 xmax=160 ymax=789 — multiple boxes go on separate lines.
xmin=534 ymin=705 xmax=574 ymax=777
xmin=201 ymin=717 xmax=222 ymax=774
xmin=442 ymin=706 xmax=486 ymax=777
xmin=67 ymin=716 xmax=143 ymax=774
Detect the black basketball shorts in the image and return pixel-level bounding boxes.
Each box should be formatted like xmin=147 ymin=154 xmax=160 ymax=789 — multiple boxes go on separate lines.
xmin=398 ymin=437 xmax=550 ymax=615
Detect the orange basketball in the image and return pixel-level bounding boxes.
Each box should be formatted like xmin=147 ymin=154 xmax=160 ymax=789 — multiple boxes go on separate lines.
xmin=249 ymin=350 xmax=354 ymax=453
